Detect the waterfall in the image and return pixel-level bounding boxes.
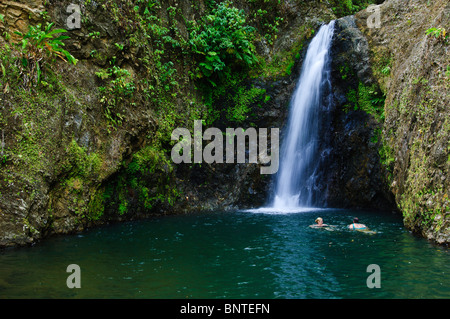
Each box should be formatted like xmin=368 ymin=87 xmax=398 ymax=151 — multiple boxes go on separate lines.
xmin=272 ymin=21 xmax=335 ymax=210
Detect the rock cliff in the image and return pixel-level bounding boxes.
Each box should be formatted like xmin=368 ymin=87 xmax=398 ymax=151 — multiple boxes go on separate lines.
xmin=1 ymin=0 xmax=447 ymax=247
xmin=0 ymin=0 xmax=339 ymax=247
xmin=355 ymin=0 xmax=449 ymax=244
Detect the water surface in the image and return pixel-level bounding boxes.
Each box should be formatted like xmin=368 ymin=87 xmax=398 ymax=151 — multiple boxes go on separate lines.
xmin=0 ymin=209 xmax=448 ymax=299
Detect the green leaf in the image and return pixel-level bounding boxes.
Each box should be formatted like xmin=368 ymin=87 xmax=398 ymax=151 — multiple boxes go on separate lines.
xmin=1 ymin=63 xmax=6 ymax=78
xmin=46 ymin=28 xmax=68 ymax=37
xmin=200 ymin=62 xmax=213 ymax=71
xmin=21 ymin=57 xmax=28 ymax=67
xmin=21 ymin=39 xmax=28 ymax=50
xmin=64 ymin=51 xmax=78 ymax=65
xmin=45 ymin=22 xmax=55 ymax=32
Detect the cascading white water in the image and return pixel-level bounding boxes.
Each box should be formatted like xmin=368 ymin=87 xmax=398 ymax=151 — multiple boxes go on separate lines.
xmin=272 ymin=21 xmax=335 ymax=210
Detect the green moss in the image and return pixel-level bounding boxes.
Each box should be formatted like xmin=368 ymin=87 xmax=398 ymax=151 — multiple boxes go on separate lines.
xmin=101 ymin=145 xmax=180 ymax=215
xmin=87 ymin=188 xmax=105 ymax=221
xmin=128 ymin=145 xmax=173 ymax=175
xmin=255 ymin=24 xmax=314 ymax=79
xmin=339 ymin=64 xmax=352 ymax=80
xmin=60 ymin=139 xmax=102 ymax=179
xmin=96 ymin=64 xmax=137 ymax=132
xmin=227 ymin=86 xmax=266 ymax=123
xmin=118 ymin=200 xmax=128 ymax=215
xmin=345 ymin=81 xmax=386 ymax=122
xmin=401 ymin=185 xmax=448 ymax=232
xmin=129 ymin=146 xmax=180 ymax=210
xmin=370 ymin=47 xmax=393 ymax=92
xmin=4 ymin=89 xmax=62 ymax=181
xmin=378 ymin=138 xmax=394 ymax=181
xmin=357 ymin=82 xmax=386 ymax=121
xmin=22 ymin=217 xmax=39 ymax=236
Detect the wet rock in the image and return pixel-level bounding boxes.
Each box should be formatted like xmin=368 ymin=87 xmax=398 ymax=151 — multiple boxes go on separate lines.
xmin=312 ymin=15 xmax=397 ymax=211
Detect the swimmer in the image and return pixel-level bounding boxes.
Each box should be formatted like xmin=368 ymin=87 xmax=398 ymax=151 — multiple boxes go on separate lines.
xmin=310 ymin=217 xmax=329 ymax=228
xmin=348 ymin=217 xmax=367 ymax=230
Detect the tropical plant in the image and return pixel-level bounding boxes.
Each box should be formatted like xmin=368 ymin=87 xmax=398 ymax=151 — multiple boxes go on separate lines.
xmin=330 ymin=0 xmax=377 ymax=16
xmin=187 ymin=1 xmax=258 ymax=82
xmin=14 ymin=22 xmax=77 ymax=85
xmin=426 ymin=27 xmax=448 ymax=43
xmin=96 ymin=63 xmax=136 ymax=132
xmin=15 ymin=22 xmax=77 ymax=65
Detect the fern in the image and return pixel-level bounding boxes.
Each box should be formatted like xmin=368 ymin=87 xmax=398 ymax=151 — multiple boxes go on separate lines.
xmin=15 ymin=22 xmax=77 ymax=65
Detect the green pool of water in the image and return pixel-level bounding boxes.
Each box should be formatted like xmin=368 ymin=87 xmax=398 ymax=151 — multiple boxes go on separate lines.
xmin=0 ymin=209 xmax=449 ymax=298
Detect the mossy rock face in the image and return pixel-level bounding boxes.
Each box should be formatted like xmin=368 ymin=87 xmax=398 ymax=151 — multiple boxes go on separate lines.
xmin=307 ymin=15 xmax=396 ymax=211
xmin=0 ymin=0 xmax=340 ymax=247
xmin=2 ymin=0 xmax=447 ymax=247
xmin=356 ymin=0 xmax=450 ymax=244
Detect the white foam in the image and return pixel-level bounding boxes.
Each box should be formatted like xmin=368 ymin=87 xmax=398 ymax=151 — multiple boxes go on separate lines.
xmin=242 ymin=206 xmax=327 ymax=215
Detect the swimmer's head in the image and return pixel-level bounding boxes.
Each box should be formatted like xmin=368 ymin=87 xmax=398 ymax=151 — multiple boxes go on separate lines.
xmin=315 ymin=217 xmax=323 ymax=224
xmin=353 ymin=217 xmax=359 ymax=223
